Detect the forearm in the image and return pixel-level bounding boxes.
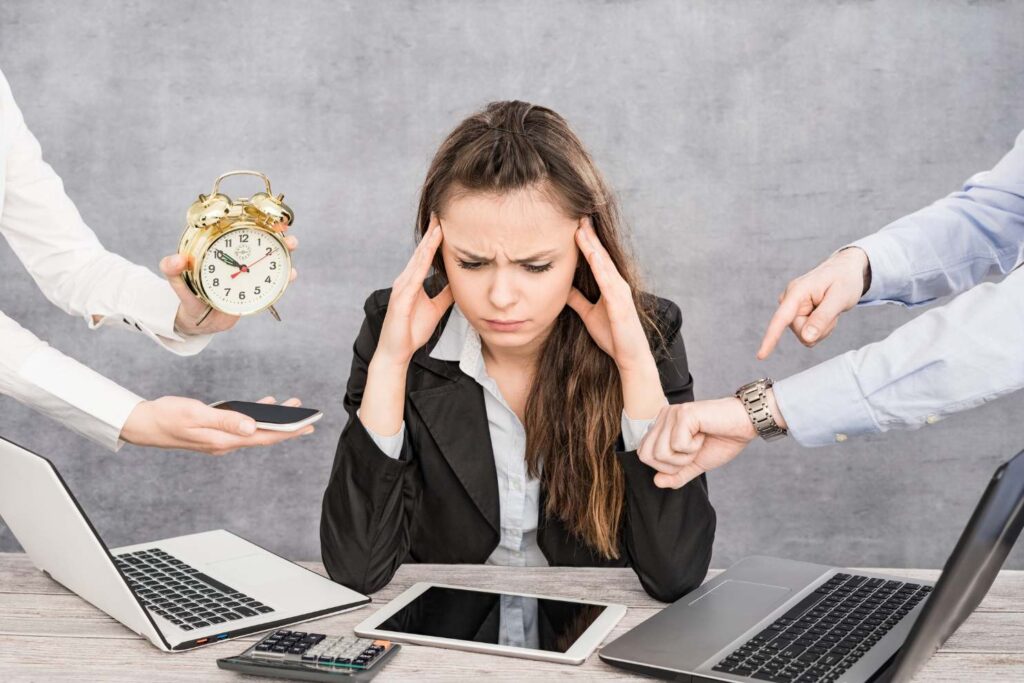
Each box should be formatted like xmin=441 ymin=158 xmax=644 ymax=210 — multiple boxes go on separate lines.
xmin=0 ymin=310 xmax=142 ymax=451
xmin=773 ymin=264 xmax=1024 ymax=446
xmin=321 ymin=417 xmax=416 ymax=594
xmin=619 ymin=354 xmax=668 ymax=421
xmin=358 ymin=356 xmax=410 ymax=437
xmin=851 ymin=130 xmax=1024 ymax=307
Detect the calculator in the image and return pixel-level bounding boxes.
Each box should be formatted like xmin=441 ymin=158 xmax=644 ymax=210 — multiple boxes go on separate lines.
xmin=216 ymin=629 xmax=400 ymax=681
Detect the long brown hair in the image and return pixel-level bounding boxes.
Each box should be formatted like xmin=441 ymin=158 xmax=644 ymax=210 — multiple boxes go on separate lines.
xmin=415 ymin=101 xmax=663 ymax=559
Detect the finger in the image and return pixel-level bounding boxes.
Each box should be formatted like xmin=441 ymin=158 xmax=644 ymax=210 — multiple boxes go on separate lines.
xmin=414 ymin=221 xmax=443 ymax=278
xmin=289 ymin=267 xmax=298 ymax=283
xmin=800 ymin=286 xmax=847 ymax=344
xmin=159 ymin=254 xmax=188 ymax=277
xmin=575 ymin=221 xmax=617 ymax=291
xmin=281 ymin=397 xmax=302 ymax=407
xmin=789 ymin=314 xmax=809 ymax=341
xmin=256 ymin=396 xmax=276 ymax=404
xmin=565 ymin=287 xmax=594 ymax=318
xmin=757 ymin=291 xmax=807 ymax=360
xmin=160 ymin=255 xmax=200 ymax=303
xmin=284 ymin=235 xmax=298 ymax=251
xmin=645 ymin=411 xmax=691 ymax=474
xmin=654 ymin=463 xmax=704 ymax=489
xmin=199 ymin=406 xmax=257 ymax=436
xmin=273 ymin=220 xmax=290 ymax=233
xmin=394 ymin=221 xmax=440 ymax=293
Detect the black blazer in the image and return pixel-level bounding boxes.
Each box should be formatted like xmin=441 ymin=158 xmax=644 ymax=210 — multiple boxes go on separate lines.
xmin=320 ymin=287 xmax=716 ymax=602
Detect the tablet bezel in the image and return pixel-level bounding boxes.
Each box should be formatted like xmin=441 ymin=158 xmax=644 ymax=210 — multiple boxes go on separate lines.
xmin=353 ymin=581 xmax=627 ymax=665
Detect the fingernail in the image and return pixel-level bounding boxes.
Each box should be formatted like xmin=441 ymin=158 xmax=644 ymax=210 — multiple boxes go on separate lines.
xmin=804 ymin=325 xmax=819 ymax=342
xmin=239 ymin=420 xmax=257 ymax=436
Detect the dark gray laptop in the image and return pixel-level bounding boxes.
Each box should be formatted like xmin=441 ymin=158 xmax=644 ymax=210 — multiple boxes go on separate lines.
xmin=600 ymin=447 xmax=1024 ymax=682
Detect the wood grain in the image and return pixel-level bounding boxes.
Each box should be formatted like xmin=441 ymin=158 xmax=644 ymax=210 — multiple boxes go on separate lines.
xmin=2 ymin=553 xmax=1022 ymax=681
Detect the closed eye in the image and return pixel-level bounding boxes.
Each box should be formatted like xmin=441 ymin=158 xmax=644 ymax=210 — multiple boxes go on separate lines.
xmin=456 ymin=258 xmax=553 ymax=274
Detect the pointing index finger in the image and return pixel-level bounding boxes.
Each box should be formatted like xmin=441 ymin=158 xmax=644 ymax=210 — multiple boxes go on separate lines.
xmin=757 ymin=294 xmax=802 ymax=360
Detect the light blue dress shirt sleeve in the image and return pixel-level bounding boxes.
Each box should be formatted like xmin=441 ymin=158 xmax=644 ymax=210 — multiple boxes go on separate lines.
xmin=774 ymin=265 xmax=1024 ymax=447
xmin=849 ymin=129 xmax=1024 ymax=308
xmin=774 ymin=131 xmax=1024 ymax=447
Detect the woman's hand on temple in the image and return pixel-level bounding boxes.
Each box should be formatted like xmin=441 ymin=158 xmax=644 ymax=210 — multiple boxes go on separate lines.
xmin=374 ymin=217 xmax=454 ymax=368
xmin=568 ymin=217 xmax=666 ymax=421
xmin=567 ymin=217 xmax=653 ymax=373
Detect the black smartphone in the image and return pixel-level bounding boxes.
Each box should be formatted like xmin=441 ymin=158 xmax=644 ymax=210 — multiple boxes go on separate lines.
xmin=211 ymin=401 xmax=323 ymax=432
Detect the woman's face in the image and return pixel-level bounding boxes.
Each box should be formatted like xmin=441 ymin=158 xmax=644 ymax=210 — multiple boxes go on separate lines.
xmin=438 ymin=185 xmax=580 ymax=357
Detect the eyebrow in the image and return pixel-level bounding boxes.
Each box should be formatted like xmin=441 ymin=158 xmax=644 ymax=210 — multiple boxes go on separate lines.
xmin=451 ymin=245 xmax=558 ymax=263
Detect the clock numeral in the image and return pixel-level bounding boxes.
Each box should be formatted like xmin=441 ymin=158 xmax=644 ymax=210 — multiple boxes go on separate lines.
xmin=207 ymin=264 xmax=215 ymax=273
xmin=239 ymin=291 xmax=246 ymax=300
xmin=254 ymin=286 xmax=262 ymax=295
xmin=264 ymin=276 xmax=272 ymax=283
xmin=270 ymin=261 xmax=277 ymax=270
xmin=224 ymin=287 xmax=231 ymax=296
xmin=212 ymin=278 xmax=220 ymax=286
xmin=265 ymin=247 xmax=273 ymax=256
xmin=258 ymin=237 xmax=262 ymax=246
xmin=225 ymin=239 xmax=232 ymax=247
xmin=239 ymin=233 xmax=249 ymax=243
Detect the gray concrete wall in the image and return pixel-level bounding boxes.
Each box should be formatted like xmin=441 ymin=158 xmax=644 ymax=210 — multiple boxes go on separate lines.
xmin=1 ymin=0 xmax=1023 ymax=571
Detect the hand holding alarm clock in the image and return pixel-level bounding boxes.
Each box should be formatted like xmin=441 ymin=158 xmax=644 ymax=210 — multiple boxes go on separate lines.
xmin=162 ymin=170 xmax=299 ymax=333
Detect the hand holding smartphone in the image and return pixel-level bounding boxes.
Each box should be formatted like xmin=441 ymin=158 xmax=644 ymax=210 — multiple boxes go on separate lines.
xmin=210 ymin=400 xmax=323 ymax=432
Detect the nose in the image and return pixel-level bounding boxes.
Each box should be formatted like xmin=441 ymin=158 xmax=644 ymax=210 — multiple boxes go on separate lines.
xmin=487 ymin=266 xmax=519 ymax=311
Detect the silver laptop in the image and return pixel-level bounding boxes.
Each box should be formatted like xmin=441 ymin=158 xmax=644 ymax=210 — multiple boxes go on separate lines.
xmin=600 ymin=447 xmax=1024 ymax=683
xmin=0 ymin=435 xmax=370 ymax=652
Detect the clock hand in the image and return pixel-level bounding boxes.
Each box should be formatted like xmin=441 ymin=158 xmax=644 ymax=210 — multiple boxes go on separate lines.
xmin=214 ymin=249 xmax=242 ymax=268
xmin=231 ymin=248 xmax=278 ymax=278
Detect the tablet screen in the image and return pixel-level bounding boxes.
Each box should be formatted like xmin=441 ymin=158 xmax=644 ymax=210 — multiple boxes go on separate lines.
xmin=377 ymin=586 xmax=607 ymax=653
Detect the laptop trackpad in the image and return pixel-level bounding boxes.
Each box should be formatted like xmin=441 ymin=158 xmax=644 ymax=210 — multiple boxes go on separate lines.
xmin=206 ymin=554 xmax=297 ymax=591
xmin=606 ymin=579 xmax=791 ymax=670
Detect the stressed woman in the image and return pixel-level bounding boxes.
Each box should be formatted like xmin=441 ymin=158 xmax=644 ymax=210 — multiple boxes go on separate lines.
xmin=320 ymin=101 xmax=714 ymax=602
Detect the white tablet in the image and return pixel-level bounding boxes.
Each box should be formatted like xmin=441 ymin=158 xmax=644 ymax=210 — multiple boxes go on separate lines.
xmin=353 ymin=582 xmax=626 ymax=665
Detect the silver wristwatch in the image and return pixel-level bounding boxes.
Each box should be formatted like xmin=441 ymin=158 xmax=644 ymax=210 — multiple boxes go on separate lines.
xmin=735 ymin=377 xmax=788 ymax=442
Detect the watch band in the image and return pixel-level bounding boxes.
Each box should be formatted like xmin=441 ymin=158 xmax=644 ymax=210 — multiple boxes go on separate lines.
xmin=735 ymin=377 xmax=788 ymax=442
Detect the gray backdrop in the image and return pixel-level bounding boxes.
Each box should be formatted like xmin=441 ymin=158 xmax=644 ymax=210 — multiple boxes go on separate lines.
xmin=2 ymin=0 xmax=1023 ymax=572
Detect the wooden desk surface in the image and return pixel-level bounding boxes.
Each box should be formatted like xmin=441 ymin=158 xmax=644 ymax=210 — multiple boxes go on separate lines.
xmin=1 ymin=553 xmax=1022 ymax=681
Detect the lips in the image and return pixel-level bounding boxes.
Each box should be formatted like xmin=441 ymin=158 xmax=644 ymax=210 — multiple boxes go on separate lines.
xmin=484 ymin=319 xmax=527 ymax=332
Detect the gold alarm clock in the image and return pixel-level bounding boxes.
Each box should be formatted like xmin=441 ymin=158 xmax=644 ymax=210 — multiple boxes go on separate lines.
xmin=178 ymin=171 xmax=293 ymax=322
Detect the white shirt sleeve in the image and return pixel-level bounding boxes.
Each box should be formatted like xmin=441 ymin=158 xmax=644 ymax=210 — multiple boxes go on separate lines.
xmin=0 ymin=68 xmax=211 ymax=357
xmin=621 ymin=410 xmax=655 ymax=451
xmin=0 ymin=309 xmax=143 ymax=450
xmin=357 ymin=410 xmax=406 ymax=459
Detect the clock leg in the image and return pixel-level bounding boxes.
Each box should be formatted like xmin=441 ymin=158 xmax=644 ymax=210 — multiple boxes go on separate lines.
xmin=268 ymin=305 xmax=282 ymax=322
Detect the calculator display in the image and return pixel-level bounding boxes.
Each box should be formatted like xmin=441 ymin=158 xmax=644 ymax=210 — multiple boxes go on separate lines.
xmin=378 ymin=586 xmax=607 ymax=653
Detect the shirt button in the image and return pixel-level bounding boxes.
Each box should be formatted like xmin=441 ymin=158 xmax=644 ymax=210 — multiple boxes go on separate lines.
xmin=926 ymin=414 xmax=940 ymax=425
xmin=835 ymin=433 xmax=848 ymax=443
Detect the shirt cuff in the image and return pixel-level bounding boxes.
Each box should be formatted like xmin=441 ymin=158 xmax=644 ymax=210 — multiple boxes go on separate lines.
xmin=18 ymin=346 xmax=145 ymax=451
xmin=621 ymin=410 xmax=655 ymax=452
xmin=846 ymin=231 xmax=920 ymax=308
xmin=88 ymin=274 xmax=212 ymax=357
xmin=772 ymin=353 xmax=881 ymax=448
xmin=357 ymin=410 xmax=406 ymax=459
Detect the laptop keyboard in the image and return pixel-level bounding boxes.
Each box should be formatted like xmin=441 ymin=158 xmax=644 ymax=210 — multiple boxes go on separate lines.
xmin=712 ymin=573 xmax=932 ymax=682
xmin=114 ymin=548 xmax=275 ymax=631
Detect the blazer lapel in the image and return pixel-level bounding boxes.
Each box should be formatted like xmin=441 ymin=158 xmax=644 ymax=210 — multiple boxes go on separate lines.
xmin=410 ymin=352 xmax=500 ymax=534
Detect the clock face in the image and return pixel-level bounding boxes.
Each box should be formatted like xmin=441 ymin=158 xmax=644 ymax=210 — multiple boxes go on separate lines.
xmin=199 ymin=227 xmax=289 ymax=315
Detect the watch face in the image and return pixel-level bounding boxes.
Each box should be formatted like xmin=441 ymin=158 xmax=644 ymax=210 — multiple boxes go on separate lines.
xmin=199 ymin=227 xmax=289 ymax=314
